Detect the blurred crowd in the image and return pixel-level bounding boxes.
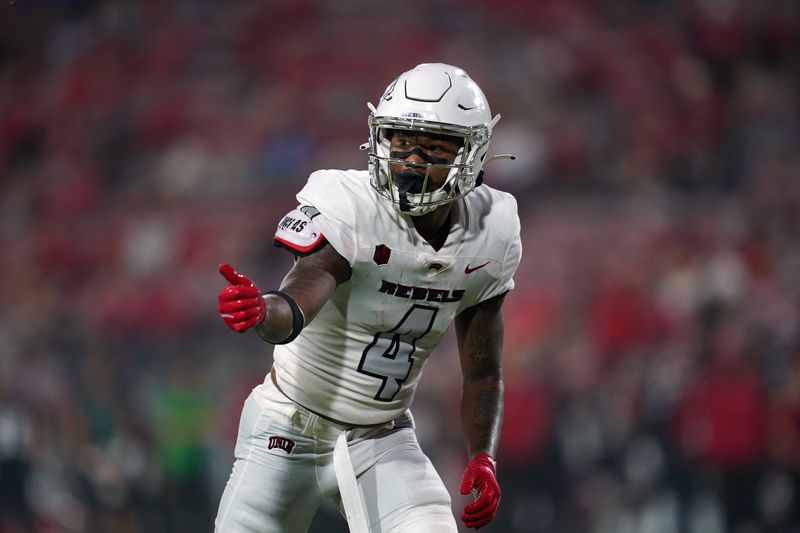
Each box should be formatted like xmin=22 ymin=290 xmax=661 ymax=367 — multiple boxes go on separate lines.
xmin=1 ymin=0 xmax=799 ymax=532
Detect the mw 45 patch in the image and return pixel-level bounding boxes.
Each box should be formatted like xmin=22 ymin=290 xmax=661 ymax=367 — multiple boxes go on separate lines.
xmin=273 ymin=205 xmax=326 ymax=256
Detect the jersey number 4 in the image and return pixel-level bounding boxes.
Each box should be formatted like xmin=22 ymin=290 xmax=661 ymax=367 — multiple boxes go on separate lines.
xmin=357 ymin=305 xmax=438 ymax=402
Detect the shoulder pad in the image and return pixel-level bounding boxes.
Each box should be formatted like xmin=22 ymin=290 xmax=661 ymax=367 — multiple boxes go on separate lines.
xmin=273 ymin=206 xmax=327 ymax=256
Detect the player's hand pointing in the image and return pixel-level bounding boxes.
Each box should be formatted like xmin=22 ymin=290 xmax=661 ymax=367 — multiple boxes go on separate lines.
xmin=217 ymin=263 xmax=266 ymax=333
xmin=459 ymin=454 xmax=501 ymax=529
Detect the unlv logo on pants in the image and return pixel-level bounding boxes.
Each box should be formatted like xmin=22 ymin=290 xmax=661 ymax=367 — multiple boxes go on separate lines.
xmin=268 ymin=436 xmax=296 ymax=454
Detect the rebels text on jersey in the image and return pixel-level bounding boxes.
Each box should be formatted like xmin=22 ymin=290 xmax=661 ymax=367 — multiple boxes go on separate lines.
xmin=264 ymin=169 xmax=521 ymax=426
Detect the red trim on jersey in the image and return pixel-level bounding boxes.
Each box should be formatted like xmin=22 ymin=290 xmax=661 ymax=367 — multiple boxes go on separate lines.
xmin=273 ymin=233 xmax=326 ymax=254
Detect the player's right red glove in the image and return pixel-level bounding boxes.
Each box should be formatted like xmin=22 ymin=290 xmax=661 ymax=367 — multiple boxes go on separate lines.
xmin=217 ymin=263 xmax=266 ymax=333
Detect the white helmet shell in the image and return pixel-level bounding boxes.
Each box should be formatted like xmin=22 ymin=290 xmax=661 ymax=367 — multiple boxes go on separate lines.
xmin=367 ymin=63 xmax=499 ymax=216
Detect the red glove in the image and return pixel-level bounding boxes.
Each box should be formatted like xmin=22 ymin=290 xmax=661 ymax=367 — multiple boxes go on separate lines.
xmin=459 ymin=453 xmax=501 ymax=529
xmin=217 ymin=263 xmax=266 ymax=333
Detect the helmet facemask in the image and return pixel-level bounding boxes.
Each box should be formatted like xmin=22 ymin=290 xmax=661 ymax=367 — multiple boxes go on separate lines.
xmin=368 ymin=116 xmax=491 ymax=216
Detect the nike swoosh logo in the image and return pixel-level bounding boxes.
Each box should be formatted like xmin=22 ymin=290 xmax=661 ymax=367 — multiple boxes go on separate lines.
xmin=465 ymin=261 xmax=490 ymax=274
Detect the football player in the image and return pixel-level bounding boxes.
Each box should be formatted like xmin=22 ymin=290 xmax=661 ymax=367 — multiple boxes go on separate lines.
xmin=215 ymin=63 xmax=521 ymax=532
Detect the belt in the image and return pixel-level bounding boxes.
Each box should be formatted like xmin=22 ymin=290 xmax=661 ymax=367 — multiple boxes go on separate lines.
xmin=269 ymin=367 xmax=403 ymax=432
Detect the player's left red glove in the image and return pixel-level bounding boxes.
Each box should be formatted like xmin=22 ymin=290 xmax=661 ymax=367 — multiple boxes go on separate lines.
xmin=459 ymin=453 xmax=501 ymax=530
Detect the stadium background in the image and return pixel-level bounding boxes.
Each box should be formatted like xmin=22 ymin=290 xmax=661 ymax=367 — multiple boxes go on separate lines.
xmin=1 ymin=0 xmax=799 ymax=532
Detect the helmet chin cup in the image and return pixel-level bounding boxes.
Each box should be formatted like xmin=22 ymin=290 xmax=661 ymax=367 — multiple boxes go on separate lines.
xmin=367 ymin=63 xmax=499 ymax=215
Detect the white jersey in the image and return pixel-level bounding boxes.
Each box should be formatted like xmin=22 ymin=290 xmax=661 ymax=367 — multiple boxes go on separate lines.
xmin=266 ymin=169 xmax=521 ymax=425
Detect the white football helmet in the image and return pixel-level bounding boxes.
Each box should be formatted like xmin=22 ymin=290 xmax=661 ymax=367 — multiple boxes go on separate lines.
xmin=367 ymin=63 xmax=500 ymax=216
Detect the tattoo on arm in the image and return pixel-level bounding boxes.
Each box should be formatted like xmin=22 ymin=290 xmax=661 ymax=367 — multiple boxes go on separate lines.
xmin=474 ymin=387 xmax=499 ymax=425
xmin=456 ymin=293 xmax=506 ymax=457
xmin=463 ymin=319 xmax=501 ymax=379
xmin=255 ymin=244 xmax=351 ymax=342
xmin=279 ymin=243 xmax=351 ymax=322
xmin=467 ymin=383 xmax=503 ymax=455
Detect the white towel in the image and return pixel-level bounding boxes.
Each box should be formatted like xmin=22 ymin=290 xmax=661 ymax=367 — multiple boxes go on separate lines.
xmin=333 ymin=431 xmax=370 ymax=532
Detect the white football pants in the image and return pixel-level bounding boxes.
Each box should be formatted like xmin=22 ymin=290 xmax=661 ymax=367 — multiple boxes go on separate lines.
xmin=214 ymin=381 xmax=457 ymax=533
